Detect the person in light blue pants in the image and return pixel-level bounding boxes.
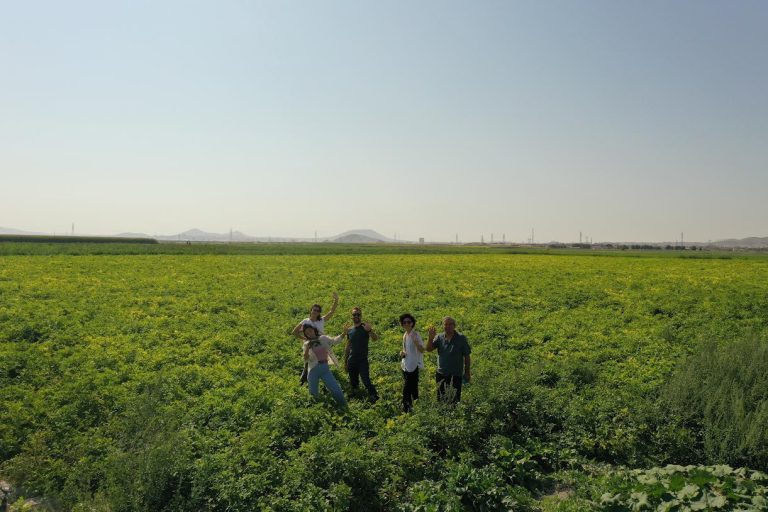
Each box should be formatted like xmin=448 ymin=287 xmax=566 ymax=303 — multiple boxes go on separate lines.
xmin=302 ymin=324 xmax=347 ymax=407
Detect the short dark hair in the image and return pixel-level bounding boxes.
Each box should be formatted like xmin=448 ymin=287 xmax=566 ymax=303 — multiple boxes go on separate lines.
xmin=302 ymin=324 xmax=319 ymax=336
xmin=399 ymin=313 xmax=416 ymax=326
xmin=310 ymin=304 xmax=322 ymax=313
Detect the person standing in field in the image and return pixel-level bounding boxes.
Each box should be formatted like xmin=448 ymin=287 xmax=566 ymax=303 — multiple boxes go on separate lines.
xmin=343 ymin=307 xmax=379 ymax=402
xmin=292 ymin=292 xmax=340 ymax=385
xmin=426 ymin=316 xmax=471 ymax=404
xmin=302 ymin=324 xmax=347 ymax=407
xmin=399 ymin=313 xmax=424 ymax=412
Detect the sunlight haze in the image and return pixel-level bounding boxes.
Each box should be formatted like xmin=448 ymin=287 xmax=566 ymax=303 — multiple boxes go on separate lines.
xmin=2 ymin=1 xmax=766 ymax=242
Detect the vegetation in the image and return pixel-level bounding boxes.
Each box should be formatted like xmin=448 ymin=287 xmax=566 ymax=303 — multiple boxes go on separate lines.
xmin=1 ymin=247 xmax=767 ymax=510
xmin=596 ymin=465 xmax=768 ymax=511
xmin=662 ymin=337 xmax=768 ymax=469
xmin=0 ymin=240 xmax=760 ymax=257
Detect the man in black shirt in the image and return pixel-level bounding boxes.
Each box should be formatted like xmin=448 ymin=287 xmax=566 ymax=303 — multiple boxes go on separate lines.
xmin=343 ymin=307 xmax=379 ymax=401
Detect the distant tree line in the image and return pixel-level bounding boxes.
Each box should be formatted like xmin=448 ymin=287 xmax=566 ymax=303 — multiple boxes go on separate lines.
xmin=0 ymin=234 xmax=158 ymax=244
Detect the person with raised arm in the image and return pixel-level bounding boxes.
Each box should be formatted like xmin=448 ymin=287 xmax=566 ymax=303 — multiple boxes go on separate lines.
xmin=399 ymin=313 xmax=424 ymax=412
xmin=343 ymin=307 xmax=379 ymax=402
xmin=426 ymin=316 xmax=471 ymax=404
xmin=302 ymin=324 xmax=347 ymax=407
xmin=292 ymin=292 xmax=340 ymax=385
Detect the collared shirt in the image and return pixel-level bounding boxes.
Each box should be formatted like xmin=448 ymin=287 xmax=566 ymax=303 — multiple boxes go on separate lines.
xmin=401 ymin=330 xmax=424 ymax=372
xmin=304 ymin=334 xmax=344 ymax=371
xmin=433 ymin=332 xmax=471 ymax=376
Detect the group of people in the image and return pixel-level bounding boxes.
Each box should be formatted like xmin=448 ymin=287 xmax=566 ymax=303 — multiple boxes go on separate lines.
xmin=292 ymin=293 xmax=472 ymax=411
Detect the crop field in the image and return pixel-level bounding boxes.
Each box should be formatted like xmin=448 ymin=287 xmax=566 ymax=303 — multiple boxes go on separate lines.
xmin=2 ymin=246 xmax=768 ymax=511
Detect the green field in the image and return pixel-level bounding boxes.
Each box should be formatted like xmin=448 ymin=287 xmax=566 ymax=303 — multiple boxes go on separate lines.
xmin=2 ymin=245 xmax=767 ymax=511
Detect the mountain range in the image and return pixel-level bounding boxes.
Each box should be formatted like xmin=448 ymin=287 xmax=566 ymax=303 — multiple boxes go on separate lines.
xmin=140 ymin=228 xmax=398 ymax=243
xmin=2 ymin=226 xmax=768 ymax=247
xmin=0 ymin=227 xmax=398 ymax=243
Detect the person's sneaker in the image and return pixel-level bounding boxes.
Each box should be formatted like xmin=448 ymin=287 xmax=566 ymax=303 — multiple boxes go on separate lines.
xmin=299 ymin=375 xmax=307 ymax=386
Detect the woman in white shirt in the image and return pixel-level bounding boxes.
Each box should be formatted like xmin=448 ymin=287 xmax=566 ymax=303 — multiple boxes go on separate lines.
xmin=399 ymin=313 xmax=424 ymax=412
xmin=302 ymin=324 xmax=347 ymax=407
xmin=292 ymin=292 xmax=339 ymax=384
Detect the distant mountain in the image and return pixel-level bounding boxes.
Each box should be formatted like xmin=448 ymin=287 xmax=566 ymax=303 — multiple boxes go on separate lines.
xmin=328 ymin=229 xmax=398 ymax=243
xmin=152 ymin=228 xmax=403 ymax=243
xmin=331 ymin=233 xmax=386 ymax=243
xmin=0 ymin=226 xmax=46 ymax=235
xmin=156 ymin=229 xmax=252 ymax=242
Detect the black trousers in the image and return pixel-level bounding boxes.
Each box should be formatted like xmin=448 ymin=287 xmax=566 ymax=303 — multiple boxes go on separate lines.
xmin=402 ymin=368 xmax=419 ymax=412
xmin=347 ymin=358 xmax=378 ymax=399
xmin=436 ymin=372 xmax=463 ymax=403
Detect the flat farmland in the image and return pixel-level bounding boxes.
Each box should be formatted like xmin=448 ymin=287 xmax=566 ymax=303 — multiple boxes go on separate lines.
xmin=2 ymin=248 xmax=767 ymax=511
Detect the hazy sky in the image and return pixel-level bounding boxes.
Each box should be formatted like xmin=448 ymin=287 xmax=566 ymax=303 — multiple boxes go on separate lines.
xmin=2 ymin=1 xmax=766 ymax=242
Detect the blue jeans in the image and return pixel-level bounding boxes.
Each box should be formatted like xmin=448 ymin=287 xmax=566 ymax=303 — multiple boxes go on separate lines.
xmin=308 ymin=363 xmax=347 ymax=407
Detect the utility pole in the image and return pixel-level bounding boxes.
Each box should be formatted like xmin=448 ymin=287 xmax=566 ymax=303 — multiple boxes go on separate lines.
xmin=481 ymin=234 xmax=484 ymax=244
xmin=502 ymin=233 xmax=506 ymax=243
xmin=315 ymin=231 xmax=318 ymax=243
xmin=579 ymin=231 xmax=582 ymax=243
xmin=71 ymin=223 xmax=75 ymax=236
xmin=455 ymin=233 xmax=458 ymax=244
xmin=491 ymin=233 xmax=494 ymax=243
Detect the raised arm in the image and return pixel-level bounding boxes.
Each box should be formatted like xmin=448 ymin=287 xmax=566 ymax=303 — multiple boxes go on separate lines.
xmin=425 ymin=326 xmax=437 ymax=352
xmin=363 ymin=322 xmax=379 ymax=341
xmin=292 ymin=321 xmax=305 ymax=340
xmin=303 ymin=341 xmax=310 ymax=361
xmin=328 ymin=329 xmax=347 ymax=346
xmin=322 ymin=292 xmax=339 ymax=322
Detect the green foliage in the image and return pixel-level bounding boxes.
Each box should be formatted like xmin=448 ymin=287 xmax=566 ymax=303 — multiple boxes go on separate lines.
xmin=596 ymin=464 xmax=768 ymax=511
xmin=2 ymin=250 xmax=768 ymax=510
xmin=402 ymin=466 xmax=536 ymax=512
xmin=662 ymin=336 xmax=768 ymax=469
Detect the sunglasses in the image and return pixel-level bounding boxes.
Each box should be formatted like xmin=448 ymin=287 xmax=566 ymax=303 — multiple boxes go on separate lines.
xmin=352 ymin=313 xmax=362 ymax=317
xmin=402 ymin=320 xmax=413 ymax=324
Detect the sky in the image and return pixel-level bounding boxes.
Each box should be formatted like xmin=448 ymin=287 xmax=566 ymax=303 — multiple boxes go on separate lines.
xmin=2 ymin=0 xmax=766 ymax=243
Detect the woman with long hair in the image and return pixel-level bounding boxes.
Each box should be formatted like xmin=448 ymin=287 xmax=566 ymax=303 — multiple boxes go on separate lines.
xmin=292 ymin=292 xmax=339 ymax=384
xmin=302 ymin=324 xmax=347 ymax=407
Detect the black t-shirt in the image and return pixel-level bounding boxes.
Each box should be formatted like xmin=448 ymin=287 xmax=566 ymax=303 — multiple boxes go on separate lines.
xmin=347 ymin=325 xmax=370 ymax=362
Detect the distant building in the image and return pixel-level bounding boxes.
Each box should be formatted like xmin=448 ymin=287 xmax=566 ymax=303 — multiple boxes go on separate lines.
xmin=419 ymin=237 xmax=425 ymax=244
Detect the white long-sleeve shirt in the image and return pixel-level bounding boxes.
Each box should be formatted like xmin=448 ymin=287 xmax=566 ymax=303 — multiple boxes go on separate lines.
xmin=401 ymin=330 xmax=425 ymax=372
